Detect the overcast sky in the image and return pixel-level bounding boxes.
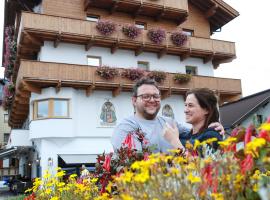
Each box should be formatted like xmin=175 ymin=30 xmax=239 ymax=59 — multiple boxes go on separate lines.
xmin=0 ymin=0 xmax=269 ymax=97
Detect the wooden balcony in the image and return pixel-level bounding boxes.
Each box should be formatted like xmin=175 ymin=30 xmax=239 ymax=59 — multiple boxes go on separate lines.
xmin=9 ymin=60 xmax=241 ymax=127
xmin=18 ymin=12 xmax=236 ymax=68
xmin=84 ymin=0 xmax=188 ymax=23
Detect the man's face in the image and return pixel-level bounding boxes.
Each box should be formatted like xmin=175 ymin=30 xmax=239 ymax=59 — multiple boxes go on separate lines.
xmin=132 ymin=84 xmax=161 ymax=120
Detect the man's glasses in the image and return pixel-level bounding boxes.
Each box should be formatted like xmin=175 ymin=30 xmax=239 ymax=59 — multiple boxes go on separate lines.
xmin=136 ymin=94 xmax=161 ymax=101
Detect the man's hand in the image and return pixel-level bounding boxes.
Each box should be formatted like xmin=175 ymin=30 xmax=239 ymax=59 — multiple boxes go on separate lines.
xmin=163 ymin=122 xmax=185 ymax=149
xmin=208 ymin=122 xmax=225 ymax=135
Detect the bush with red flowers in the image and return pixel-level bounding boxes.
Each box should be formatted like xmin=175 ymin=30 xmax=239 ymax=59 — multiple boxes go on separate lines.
xmin=147 ymin=28 xmax=166 ymax=44
xmin=121 ymin=68 xmax=145 ymax=81
xmin=171 ymin=31 xmax=188 ymax=46
xmin=122 ymin=24 xmax=142 ymax=39
xmin=96 ymin=66 xmax=119 ymax=80
xmin=147 ymin=70 xmax=166 ymax=83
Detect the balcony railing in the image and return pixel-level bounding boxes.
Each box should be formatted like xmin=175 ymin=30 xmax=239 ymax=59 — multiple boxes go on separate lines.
xmin=84 ymin=0 xmax=188 ymax=23
xmin=18 ymin=12 xmax=235 ymax=67
xmin=9 ymin=60 xmax=241 ymax=127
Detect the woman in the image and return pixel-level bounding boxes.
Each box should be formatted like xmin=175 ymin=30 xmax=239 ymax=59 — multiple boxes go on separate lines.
xmin=163 ymin=88 xmax=223 ymax=153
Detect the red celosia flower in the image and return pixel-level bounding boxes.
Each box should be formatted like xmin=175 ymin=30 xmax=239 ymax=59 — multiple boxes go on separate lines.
xmin=244 ymin=125 xmax=254 ymax=146
xmin=240 ymin=154 xmax=253 ymax=174
xmin=122 ymin=133 xmax=136 ymax=150
xmin=102 ymin=154 xmax=112 ymax=172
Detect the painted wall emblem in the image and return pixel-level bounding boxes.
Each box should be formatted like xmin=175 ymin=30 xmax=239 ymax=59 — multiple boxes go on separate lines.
xmin=100 ymin=100 xmax=117 ymax=126
xmin=162 ymin=104 xmax=174 ymax=119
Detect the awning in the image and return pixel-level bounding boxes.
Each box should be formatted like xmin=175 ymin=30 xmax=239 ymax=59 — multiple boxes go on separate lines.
xmin=0 ymin=147 xmax=17 ymax=159
xmin=58 ymin=154 xmax=97 ymax=164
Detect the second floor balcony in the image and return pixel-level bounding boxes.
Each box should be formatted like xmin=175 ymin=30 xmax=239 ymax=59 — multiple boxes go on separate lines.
xmin=17 ymin=12 xmax=236 ymax=71
xmin=9 ymin=60 xmax=241 ymax=127
xmin=84 ymin=0 xmax=188 ymax=24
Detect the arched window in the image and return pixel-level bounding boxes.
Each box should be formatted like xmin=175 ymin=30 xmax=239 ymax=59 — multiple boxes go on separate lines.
xmin=162 ymin=104 xmax=174 ymax=119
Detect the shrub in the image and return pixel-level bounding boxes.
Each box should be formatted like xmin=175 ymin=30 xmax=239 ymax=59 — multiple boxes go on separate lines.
xmin=121 ymin=68 xmax=145 ymax=81
xmin=147 ymin=28 xmax=166 ymax=44
xmin=122 ymin=24 xmax=141 ymax=39
xmin=171 ymin=31 xmax=188 ymax=46
xmin=96 ymin=65 xmax=118 ymax=80
xmin=147 ymin=70 xmax=166 ymax=83
xmin=173 ymin=73 xmax=192 ymax=83
xmin=96 ymin=21 xmax=116 ymax=36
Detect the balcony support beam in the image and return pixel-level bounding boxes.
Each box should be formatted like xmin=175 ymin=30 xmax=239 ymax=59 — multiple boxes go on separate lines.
xmin=177 ymin=15 xmax=188 ymax=25
xmin=84 ymin=0 xmax=92 ymax=11
xmin=133 ymin=4 xmax=142 ymax=18
xmin=24 ymin=32 xmax=44 ymax=46
xmin=56 ymin=80 xmax=62 ymax=93
xmin=155 ymin=8 xmax=165 ymax=21
xmin=85 ymin=38 xmax=94 ymax=51
xmin=135 ymin=46 xmax=144 ymax=56
xmin=161 ymin=89 xmax=171 ymax=100
xmin=110 ymin=1 xmax=119 ymax=14
xmin=86 ymin=84 xmax=95 ymax=97
xmin=54 ymin=34 xmax=61 ymax=48
xmin=112 ymin=86 xmax=121 ymax=97
xmin=203 ymin=53 xmax=214 ymax=64
xmin=111 ymin=42 xmax=119 ymax=54
xmin=180 ymin=50 xmax=191 ymax=61
xmin=158 ymin=48 xmax=167 ymax=59
xmin=21 ymin=80 xmax=41 ymax=94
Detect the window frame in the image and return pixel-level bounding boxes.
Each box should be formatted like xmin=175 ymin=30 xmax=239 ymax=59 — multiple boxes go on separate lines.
xmin=135 ymin=21 xmax=147 ymax=30
xmin=3 ymin=133 xmax=10 ymax=144
xmin=185 ymin=65 xmax=198 ymax=75
xmin=86 ymin=15 xmax=100 ymax=22
xmin=87 ymin=56 xmax=102 ymax=67
xmin=33 ymin=98 xmax=70 ymax=120
xmin=182 ymin=29 xmax=194 ymax=36
xmin=137 ymin=61 xmax=150 ymax=70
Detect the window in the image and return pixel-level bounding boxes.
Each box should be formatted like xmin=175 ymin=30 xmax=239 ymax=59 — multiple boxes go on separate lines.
xmin=86 ymin=15 xmax=100 ymax=22
xmin=185 ymin=66 xmax=197 ymax=75
xmin=182 ymin=29 xmax=194 ymax=36
xmin=4 ymin=114 xmax=9 ymax=123
xmin=4 ymin=133 xmax=9 ymax=144
xmin=137 ymin=61 xmax=149 ymax=70
xmin=135 ymin=21 xmax=147 ymax=30
xmin=34 ymin=99 xmax=69 ymax=120
xmin=256 ymin=114 xmax=263 ymax=124
xmin=87 ymin=56 xmax=101 ymax=67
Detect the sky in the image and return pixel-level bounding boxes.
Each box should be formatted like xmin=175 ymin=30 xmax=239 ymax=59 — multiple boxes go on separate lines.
xmin=0 ymin=0 xmax=269 ymax=97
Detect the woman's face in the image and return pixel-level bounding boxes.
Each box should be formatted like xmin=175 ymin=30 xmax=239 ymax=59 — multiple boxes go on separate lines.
xmin=184 ymin=94 xmax=208 ymax=125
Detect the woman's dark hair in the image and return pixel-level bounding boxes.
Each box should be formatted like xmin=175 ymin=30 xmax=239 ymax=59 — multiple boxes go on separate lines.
xmin=186 ymin=88 xmax=219 ymax=133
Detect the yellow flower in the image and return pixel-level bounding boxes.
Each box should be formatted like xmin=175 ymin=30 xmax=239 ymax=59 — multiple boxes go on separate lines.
xmin=121 ymin=194 xmax=134 ymax=200
xmin=211 ymin=193 xmax=224 ymax=200
xmin=193 ymin=140 xmax=201 ymax=150
xmin=187 ymin=172 xmax=201 ymax=183
xmin=134 ymin=171 xmax=149 ymax=183
xmin=50 ymin=197 xmax=59 ymax=200
xmin=45 ymin=188 xmax=52 ymax=195
xmin=56 ymin=170 xmax=66 ymax=177
xmin=253 ymin=184 xmax=258 ymax=192
xmin=163 ymin=191 xmax=172 ymax=197
xmin=245 ymin=138 xmax=266 ymax=157
xmin=218 ymin=137 xmax=237 ymax=147
xmin=69 ymin=174 xmax=77 ymax=179
xmin=186 ymin=163 xmax=196 ymax=170
xmin=259 ymin=123 xmax=270 ymax=131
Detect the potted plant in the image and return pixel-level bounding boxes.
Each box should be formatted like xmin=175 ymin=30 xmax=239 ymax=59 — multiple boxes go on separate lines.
xmin=171 ymin=31 xmax=188 ymax=46
xmin=121 ymin=68 xmax=145 ymax=81
xmin=2 ymin=82 xmax=15 ymax=110
xmin=96 ymin=65 xmax=118 ymax=80
xmin=147 ymin=28 xmax=166 ymax=44
xmin=96 ymin=20 xmax=116 ymax=36
xmin=122 ymin=24 xmax=142 ymax=39
xmin=173 ymin=73 xmax=192 ymax=83
xmin=147 ymin=70 xmax=166 ymax=83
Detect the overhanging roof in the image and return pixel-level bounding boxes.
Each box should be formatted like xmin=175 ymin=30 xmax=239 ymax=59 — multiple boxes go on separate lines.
xmin=220 ymin=89 xmax=270 ymax=128
xmin=0 ymin=147 xmax=17 ymax=159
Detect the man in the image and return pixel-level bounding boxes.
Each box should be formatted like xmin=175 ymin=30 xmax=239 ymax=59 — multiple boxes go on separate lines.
xmin=111 ymin=77 xmax=223 ymax=152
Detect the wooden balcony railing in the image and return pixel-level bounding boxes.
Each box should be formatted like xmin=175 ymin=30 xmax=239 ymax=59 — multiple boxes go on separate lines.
xmin=18 ymin=12 xmax=235 ymax=68
xmin=84 ymin=0 xmax=188 ymax=23
xmin=9 ymin=60 xmax=241 ymax=127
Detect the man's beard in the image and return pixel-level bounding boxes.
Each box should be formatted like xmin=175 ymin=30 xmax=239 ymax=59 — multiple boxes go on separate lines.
xmin=142 ymin=107 xmax=160 ymax=120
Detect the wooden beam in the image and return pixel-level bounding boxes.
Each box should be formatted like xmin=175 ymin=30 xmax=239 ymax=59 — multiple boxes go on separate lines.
xmin=155 ymin=8 xmax=165 ymax=21
xmin=21 ymin=80 xmax=41 ymax=94
xmin=86 ymin=84 xmax=95 ymax=97
xmin=203 ymin=54 xmax=214 ymax=64
xmin=135 ymin=46 xmax=144 ymax=56
xmin=180 ymin=51 xmax=190 ymax=61
xmin=111 ymin=42 xmax=119 ymax=54
xmin=133 ymin=4 xmax=142 ymax=18
xmin=177 ymin=15 xmax=188 ymax=25
xmin=161 ymin=89 xmax=171 ymax=100
xmin=85 ymin=38 xmax=94 ymax=51
xmin=158 ymin=48 xmax=167 ymax=59
xmin=19 ymin=44 xmax=40 ymax=52
xmin=84 ymin=0 xmax=91 ymax=11
xmin=110 ymin=1 xmax=118 ymax=14
xmin=16 ymin=89 xmax=31 ymax=98
xmin=54 ymin=34 xmax=61 ymax=48
xmin=205 ymin=4 xmax=218 ymax=18
xmin=112 ymin=86 xmax=121 ymax=97
xmin=55 ymin=80 xmax=62 ymax=93
xmin=24 ymin=32 xmax=44 ymax=46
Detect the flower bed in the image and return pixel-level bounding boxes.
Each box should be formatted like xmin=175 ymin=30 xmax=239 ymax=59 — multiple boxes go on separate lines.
xmin=147 ymin=28 xmax=166 ymax=44
xmin=121 ymin=68 xmax=145 ymax=81
xmin=122 ymin=24 xmax=141 ymax=39
xmin=24 ymin=119 xmax=270 ymax=200
xmin=96 ymin=66 xmax=118 ymax=80
xmin=96 ymin=21 xmax=116 ymax=36
xmin=171 ymin=31 xmax=188 ymax=46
